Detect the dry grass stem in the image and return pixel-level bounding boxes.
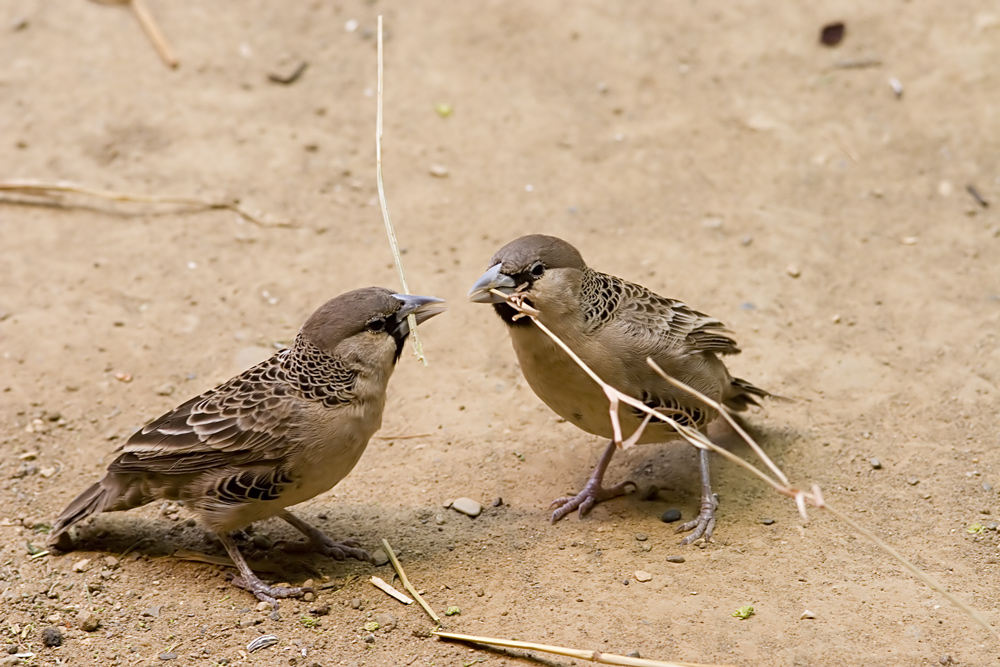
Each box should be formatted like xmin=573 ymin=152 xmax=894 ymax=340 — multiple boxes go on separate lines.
xmin=0 ymin=179 xmax=287 ymax=227
xmin=129 ymin=0 xmax=178 ymax=68
xmin=380 ymin=538 xmax=440 ymax=624
xmin=370 ymin=575 xmax=414 ymax=605
xmin=497 ymin=291 xmax=1000 ymax=642
xmin=433 ymin=631 xmax=727 ymax=667
xmin=375 ymin=16 xmax=426 ymax=365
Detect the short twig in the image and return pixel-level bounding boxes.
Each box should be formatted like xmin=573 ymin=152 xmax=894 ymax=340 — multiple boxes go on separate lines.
xmin=0 ymin=179 xmax=289 ymax=227
xmin=370 ymin=575 xmax=414 ymax=605
xmin=129 ymin=0 xmax=178 ymax=68
xmin=433 ymin=631 xmax=726 ymax=667
xmin=381 ymin=538 xmax=440 ymax=624
xmin=375 ymin=16 xmax=426 ymax=364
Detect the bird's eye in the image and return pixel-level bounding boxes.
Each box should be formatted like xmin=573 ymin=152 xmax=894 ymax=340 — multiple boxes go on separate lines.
xmin=367 ymin=317 xmax=387 ymax=333
xmin=529 ymin=262 xmax=545 ymax=278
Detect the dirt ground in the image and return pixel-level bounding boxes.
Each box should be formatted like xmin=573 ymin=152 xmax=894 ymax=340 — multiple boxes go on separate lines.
xmin=2 ymin=1 xmax=999 ymax=665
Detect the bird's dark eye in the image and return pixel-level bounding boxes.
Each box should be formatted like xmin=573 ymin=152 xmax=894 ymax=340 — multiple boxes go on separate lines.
xmin=529 ymin=262 xmax=545 ymax=278
xmin=366 ymin=317 xmax=387 ymax=333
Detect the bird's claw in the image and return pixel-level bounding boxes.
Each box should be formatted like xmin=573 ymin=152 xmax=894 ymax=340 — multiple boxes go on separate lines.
xmin=549 ymin=480 xmax=636 ymax=523
xmin=231 ymin=576 xmax=313 ymax=608
xmin=675 ymin=493 xmax=718 ymax=545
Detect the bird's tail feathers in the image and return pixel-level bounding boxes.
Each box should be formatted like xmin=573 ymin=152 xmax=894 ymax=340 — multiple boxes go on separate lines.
xmin=723 ymin=377 xmax=779 ymax=411
xmin=50 ymin=480 xmax=113 ymax=540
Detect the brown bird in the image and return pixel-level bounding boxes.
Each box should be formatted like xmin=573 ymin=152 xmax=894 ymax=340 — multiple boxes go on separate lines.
xmin=469 ymin=234 xmax=768 ymax=543
xmin=51 ymin=287 xmax=445 ymax=605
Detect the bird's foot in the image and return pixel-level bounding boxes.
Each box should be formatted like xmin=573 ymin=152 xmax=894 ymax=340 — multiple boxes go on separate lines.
xmin=549 ymin=479 xmax=636 ymax=523
xmin=231 ymin=575 xmax=313 ymax=609
xmin=675 ymin=493 xmax=718 ymax=545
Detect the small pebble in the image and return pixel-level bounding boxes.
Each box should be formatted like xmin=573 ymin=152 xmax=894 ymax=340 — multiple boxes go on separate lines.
xmin=627 ymin=651 xmax=641 ymax=658
xmin=158 ymin=652 xmax=178 ymax=661
xmin=492 ymin=497 xmax=503 ymax=507
xmin=634 ymin=533 xmax=648 ymax=542
xmin=375 ymin=613 xmax=397 ymax=632
xmin=41 ymin=627 xmax=63 ymax=647
xmin=660 ymin=508 xmax=682 ymax=523
xmin=907 ymin=477 xmax=920 ymax=486
xmin=371 ymin=549 xmax=390 ymax=566
xmin=666 ymin=555 xmax=686 ymax=564
xmin=363 ymin=634 xmax=375 ymax=644
xmin=256 ymin=601 xmax=271 ymax=613
xmin=246 ymin=635 xmax=279 ymax=653
xmin=761 ymin=518 xmax=775 ymax=526
xmin=303 ymin=592 xmax=315 ymax=602
xmin=434 ymin=514 xmax=446 ymax=526
xmin=983 ymin=482 xmax=993 ymax=492
xmin=786 ymin=265 xmax=801 ymax=278
xmin=940 ymin=655 xmax=953 ymax=665
xmin=4 ymin=646 xmax=15 ymax=655
xmin=310 ymin=604 xmax=331 ymax=616
xmin=349 ymin=598 xmax=362 ymax=609
xmin=79 ymin=613 xmax=101 ymax=632
xmin=450 ymin=497 xmax=482 ymax=517
xmin=429 ymin=164 xmax=449 ymax=178
xmin=141 ymin=605 xmax=162 ymax=618
xmin=634 ymin=570 xmax=652 ymax=582
xmin=870 ymin=458 xmax=882 ymax=469
xmin=72 ymin=558 xmax=91 ymax=572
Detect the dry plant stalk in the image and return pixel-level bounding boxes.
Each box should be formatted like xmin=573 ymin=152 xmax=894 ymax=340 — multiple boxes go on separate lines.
xmin=433 ymin=631 xmax=727 ymax=667
xmin=0 ymin=179 xmax=287 ymax=227
xmin=129 ymin=0 xmax=178 ymax=68
xmin=380 ymin=538 xmax=440 ymax=624
xmin=375 ymin=15 xmax=426 ymax=364
xmin=370 ymin=575 xmax=414 ymax=605
xmin=497 ymin=290 xmax=1000 ymax=642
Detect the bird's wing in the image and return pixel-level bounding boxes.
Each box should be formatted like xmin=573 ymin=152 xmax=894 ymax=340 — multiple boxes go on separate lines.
xmin=586 ymin=271 xmax=741 ymax=355
xmin=108 ymin=351 xmax=309 ymax=475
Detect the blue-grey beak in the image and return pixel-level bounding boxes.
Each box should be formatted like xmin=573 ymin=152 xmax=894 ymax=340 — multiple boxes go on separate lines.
xmin=468 ymin=264 xmax=517 ymax=304
xmin=391 ymin=294 xmax=447 ymax=337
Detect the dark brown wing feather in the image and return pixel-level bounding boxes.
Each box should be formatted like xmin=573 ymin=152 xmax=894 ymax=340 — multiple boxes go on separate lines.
xmin=583 ymin=269 xmax=741 ymax=355
xmin=108 ymin=351 xmax=305 ymax=475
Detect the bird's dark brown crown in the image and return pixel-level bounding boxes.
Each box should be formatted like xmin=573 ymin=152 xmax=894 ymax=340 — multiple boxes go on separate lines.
xmin=300 ymin=287 xmax=403 ymax=354
xmin=489 ymin=234 xmax=587 ymax=276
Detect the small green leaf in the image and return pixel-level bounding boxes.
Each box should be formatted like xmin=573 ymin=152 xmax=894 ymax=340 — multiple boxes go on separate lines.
xmin=967 ymin=523 xmax=986 ymax=535
xmin=300 ymin=615 xmax=319 ymax=628
xmin=445 ymin=606 xmax=461 ymax=616
xmin=732 ymin=605 xmax=754 ymax=620
xmin=363 ymin=621 xmax=380 ymax=632
xmin=435 ymin=103 xmax=453 ymax=117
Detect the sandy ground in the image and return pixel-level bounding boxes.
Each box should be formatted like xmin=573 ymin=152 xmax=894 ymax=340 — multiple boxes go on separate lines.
xmin=2 ymin=2 xmax=999 ymax=666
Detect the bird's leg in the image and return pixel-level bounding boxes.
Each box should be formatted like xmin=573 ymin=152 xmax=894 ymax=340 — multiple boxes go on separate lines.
xmin=550 ymin=439 xmax=636 ymax=522
xmin=278 ymin=510 xmax=372 ymax=562
xmin=219 ymin=531 xmax=311 ymax=608
xmin=675 ymin=447 xmax=718 ymax=544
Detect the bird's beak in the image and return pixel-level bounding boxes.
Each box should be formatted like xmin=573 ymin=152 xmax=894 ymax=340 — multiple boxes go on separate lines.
xmin=391 ymin=294 xmax=447 ymax=338
xmin=468 ymin=264 xmax=517 ymax=304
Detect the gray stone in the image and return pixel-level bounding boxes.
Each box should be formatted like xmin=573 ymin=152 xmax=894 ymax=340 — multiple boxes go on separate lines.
xmin=451 ymin=497 xmax=482 ymax=517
